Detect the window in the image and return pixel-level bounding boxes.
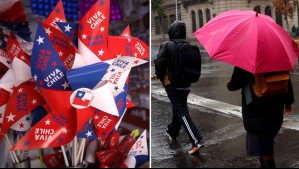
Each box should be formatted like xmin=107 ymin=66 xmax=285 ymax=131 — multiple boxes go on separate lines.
xmin=275 ymin=10 xmax=283 ymax=27
xmin=265 ymin=6 xmax=271 ymax=17
xmin=206 ymin=9 xmax=211 ymax=23
xmin=198 ymin=9 xmax=203 ymax=28
xmin=191 ymin=10 xmax=196 ymax=32
xmin=155 ymin=17 xmax=161 ymax=34
xmin=162 ymin=16 xmax=168 ymax=34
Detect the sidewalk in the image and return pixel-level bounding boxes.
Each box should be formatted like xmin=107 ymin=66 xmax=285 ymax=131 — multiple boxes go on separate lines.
xmin=151 ymin=94 xmax=299 ymax=168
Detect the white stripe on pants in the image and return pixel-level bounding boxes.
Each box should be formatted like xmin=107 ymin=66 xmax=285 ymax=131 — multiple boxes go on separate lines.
xmin=182 ymin=116 xmax=198 ymax=145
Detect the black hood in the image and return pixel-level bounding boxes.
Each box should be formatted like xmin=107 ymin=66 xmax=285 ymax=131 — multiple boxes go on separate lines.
xmin=168 ymin=21 xmax=186 ymax=40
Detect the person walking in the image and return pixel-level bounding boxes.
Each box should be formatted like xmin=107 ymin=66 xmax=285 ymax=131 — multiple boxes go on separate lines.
xmin=154 ymin=21 xmax=203 ymax=155
xmin=227 ymin=67 xmax=294 ymax=168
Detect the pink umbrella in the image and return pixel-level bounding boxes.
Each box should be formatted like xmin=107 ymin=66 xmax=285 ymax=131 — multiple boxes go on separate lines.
xmin=194 ymin=10 xmax=299 ymax=74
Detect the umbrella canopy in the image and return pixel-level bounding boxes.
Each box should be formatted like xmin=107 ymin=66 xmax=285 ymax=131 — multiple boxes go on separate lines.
xmin=194 ymin=10 xmax=299 ymax=74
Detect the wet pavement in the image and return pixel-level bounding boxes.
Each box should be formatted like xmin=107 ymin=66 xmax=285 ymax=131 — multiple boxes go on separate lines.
xmin=151 ymin=96 xmax=299 ymax=168
xmin=151 ymin=48 xmax=299 ymax=168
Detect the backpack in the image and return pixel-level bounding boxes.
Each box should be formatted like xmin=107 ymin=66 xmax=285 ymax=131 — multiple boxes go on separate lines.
xmin=252 ymin=71 xmax=290 ymax=97
xmin=168 ymin=40 xmax=201 ymax=84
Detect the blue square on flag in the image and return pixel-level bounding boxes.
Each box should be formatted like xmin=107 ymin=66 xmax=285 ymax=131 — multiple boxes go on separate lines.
xmin=72 ymin=90 xmax=93 ymax=107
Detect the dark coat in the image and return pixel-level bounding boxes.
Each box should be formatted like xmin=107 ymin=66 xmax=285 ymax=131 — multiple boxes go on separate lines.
xmin=227 ymin=67 xmax=294 ymax=138
xmin=155 ymin=21 xmax=191 ymax=88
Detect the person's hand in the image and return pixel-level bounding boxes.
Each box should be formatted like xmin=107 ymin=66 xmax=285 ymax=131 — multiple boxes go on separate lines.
xmin=284 ymin=105 xmax=294 ymax=116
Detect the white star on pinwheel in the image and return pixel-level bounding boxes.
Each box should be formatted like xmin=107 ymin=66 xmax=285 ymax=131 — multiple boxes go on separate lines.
xmin=62 ymin=128 xmax=68 ymax=134
xmin=123 ymin=33 xmax=129 ymax=37
xmin=117 ymin=54 xmax=122 ymax=58
xmin=45 ymin=119 xmax=51 ymax=125
xmin=31 ymin=99 xmax=37 ymax=105
xmin=86 ymin=131 xmax=93 ymax=138
xmin=20 ymin=55 xmax=25 ymax=60
xmin=34 ymin=74 xmax=38 ymax=81
xmin=98 ymin=49 xmax=105 ymax=56
xmin=127 ymin=38 xmax=131 ymax=42
xmin=62 ymin=81 xmax=69 ymax=90
xmin=95 ymin=115 xmax=99 ymax=120
xmin=58 ymin=51 xmax=63 ymax=56
xmin=18 ymin=88 xmax=23 ymax=93
xmin=6 ymin=113 xmax=16 ymax=122
xmin=82 ymin=34 xmax=87 ymax=39
xmin=45 ymin=28 xmax=52 ymax=36
xmin=36 ymin=36 xmax=44 ymax=45
xmin=100 ymin=26 xmax=105 ymax=32
xmin=64 ymin=24 xmax=72 ymax=32
xmin=134 ymin=53 xmax=138 ymax=57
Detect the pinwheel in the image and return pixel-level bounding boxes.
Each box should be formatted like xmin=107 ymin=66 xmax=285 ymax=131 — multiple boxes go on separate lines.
xmin=0 ymin=32 xmax=45 ymax=165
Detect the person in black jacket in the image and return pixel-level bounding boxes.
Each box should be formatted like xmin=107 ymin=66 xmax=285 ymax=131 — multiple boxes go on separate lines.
xmin=155 ymin=21 xmax=204 ymax=155
xmin=227 ymin=67 xmax=294 ymax=168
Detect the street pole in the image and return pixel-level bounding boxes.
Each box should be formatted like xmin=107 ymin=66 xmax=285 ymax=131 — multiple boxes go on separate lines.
xmin=176 ymin=0 xmax=178 ymax=20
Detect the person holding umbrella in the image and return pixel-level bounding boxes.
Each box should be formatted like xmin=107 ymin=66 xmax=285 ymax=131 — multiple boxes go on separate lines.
xmin=194 ymin=9 xmax=298 ymax=168
xmin=226 ymin=67 xmax=294 ymax=168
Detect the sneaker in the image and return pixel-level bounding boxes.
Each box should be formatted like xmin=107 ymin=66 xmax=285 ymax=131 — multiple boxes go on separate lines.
xmin=165 ymin=129 xmax=177 ymax=141
xmin=188 ymin=143 xmax=204 ymax=155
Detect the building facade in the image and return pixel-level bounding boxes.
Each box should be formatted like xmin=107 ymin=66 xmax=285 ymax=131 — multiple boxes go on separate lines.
xmin=151 ymin=0 xmax=299 ymax=46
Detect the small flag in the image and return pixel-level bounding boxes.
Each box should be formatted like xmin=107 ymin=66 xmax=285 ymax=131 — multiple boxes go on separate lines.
xmin=72 ymin=90 xmax=93 ymax=107
xmin=92 ymin=110 xmax=119 ymax=142
xmin=77 ymin=121 xmax=97 ymax=139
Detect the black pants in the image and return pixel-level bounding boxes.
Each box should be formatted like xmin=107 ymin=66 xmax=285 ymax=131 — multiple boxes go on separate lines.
xmin=165 ymin=86 xmax=203 ymax=146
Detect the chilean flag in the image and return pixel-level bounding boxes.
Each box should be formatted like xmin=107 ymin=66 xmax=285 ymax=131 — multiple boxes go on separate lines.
xmin=72 ymin=90 xmax=92 ymax=107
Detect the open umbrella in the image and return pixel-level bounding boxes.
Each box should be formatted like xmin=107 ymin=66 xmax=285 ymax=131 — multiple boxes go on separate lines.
xmin=194 ymin=10 xmax=299 ymax=74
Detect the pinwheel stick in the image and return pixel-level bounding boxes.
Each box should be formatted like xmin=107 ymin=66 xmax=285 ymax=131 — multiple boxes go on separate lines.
xmin=80 ymin=139 xmax=86 ymax=164
xmin=73 ymin=136 xmax=78 ymax=167
xmin=4 ymin=134 xmax=19 ymax=163
xmin=61 ymin=146 xmax=69 ymax=167
xmin=38 ymin=149 xmax=45 ymax=168
xmin=77 ymin=138 xmax=86 ymax=164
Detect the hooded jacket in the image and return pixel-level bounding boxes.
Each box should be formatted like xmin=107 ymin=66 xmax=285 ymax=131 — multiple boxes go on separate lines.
xmin=155 ymin=21 xmax=194 ymax=88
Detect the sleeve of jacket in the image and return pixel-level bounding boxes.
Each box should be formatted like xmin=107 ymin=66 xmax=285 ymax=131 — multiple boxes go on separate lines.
xmin=284 ymin=79 xmax=295 ymax=105
xmin=227 ymin=67 xmax=251 ymax=91
xmin=154 ymin=42 xmax=169 ymax=80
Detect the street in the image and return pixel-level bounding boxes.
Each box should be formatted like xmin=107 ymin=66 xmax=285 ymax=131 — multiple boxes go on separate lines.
xmin=151 ymin=48 xmax=299 ymax=168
